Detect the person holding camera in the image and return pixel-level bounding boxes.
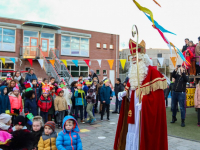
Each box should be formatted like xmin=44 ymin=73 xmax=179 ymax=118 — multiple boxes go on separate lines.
xmin=171 ymin=66 xmax=188 ymax=127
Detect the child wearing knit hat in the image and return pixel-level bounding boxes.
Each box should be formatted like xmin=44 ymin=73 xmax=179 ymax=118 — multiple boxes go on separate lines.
xmin=0 ymin=113 xmax=12 ymax=133
xmin=38 ymin=121 xmax=57 ymax=150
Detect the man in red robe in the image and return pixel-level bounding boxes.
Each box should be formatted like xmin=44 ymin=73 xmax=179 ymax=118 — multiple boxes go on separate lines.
xmin=114 ymin=39 xmax=168 ymax=150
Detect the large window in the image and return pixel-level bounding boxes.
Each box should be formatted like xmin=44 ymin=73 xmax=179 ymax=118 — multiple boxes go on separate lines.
xmin=0 ymin=61 xmax=15 ymax=77
xmin=61 ymin=65 xmax=88 ymax=77
xmin=0 ymin=28 xmax=15 ymax=52
xmin=61 ymin=35 xmax=89 ymax=56
xmin=23 ymin=30 xmax=38 ymax=46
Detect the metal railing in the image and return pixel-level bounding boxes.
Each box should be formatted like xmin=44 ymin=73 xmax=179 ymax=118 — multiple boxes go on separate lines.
xmin=20 ymin=46 xmax=40 ymax=58
xmin=50 ymin=49 xmax=74 ymax=85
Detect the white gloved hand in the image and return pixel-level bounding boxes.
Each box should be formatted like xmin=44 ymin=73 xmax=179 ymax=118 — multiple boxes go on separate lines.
xmin=118 ymin=91 xmax=127 ymax=101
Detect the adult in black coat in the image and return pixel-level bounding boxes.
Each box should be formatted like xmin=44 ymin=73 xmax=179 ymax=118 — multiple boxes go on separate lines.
xmin=88 ymin=69 xmax=99 ymax=82
xmin=182 ymin=38 xmax=189 ymax=53
xmin=113 ymin=78 xmax=124 ymax=113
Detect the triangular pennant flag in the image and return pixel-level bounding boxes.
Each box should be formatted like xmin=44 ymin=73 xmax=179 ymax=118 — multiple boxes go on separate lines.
xmin=120 ymin=59 xmax=126 ymax=70
xmin=157 ymin=58 xmax=164 ymax=67
xmin=37 ymin=59 xmax=44 ymax=69
xmin=72 ymin=60 xmax=78 ymax=67
xmin=61 ymin=59 xmax=67 ymax=67
xmin=84 ymin=59 xmax=90 ymax=68
xmin=170 ymin=57 xmax=177 ymax=68
xmin=97 ymin=60 xmax=102 ymax=68
xmin=27 ymin=59 xmax=33 ymax=66
xmin=0 ymin=58 xmax=5 ymax=65
xmin=10 ymin=58 xmax=15 ymax=64
xmin=107 ymin=60 xmax=114 ymax=70
xmin=49 ymin=60 xmax=55 ymax=67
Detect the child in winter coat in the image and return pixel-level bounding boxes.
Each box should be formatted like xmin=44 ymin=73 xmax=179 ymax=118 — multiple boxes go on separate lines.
xmin=56 ymin=115 xmax=82 ymax=150
xmin=38 ymin=121 xmax=57 ymax=150
xmin=100 ymin=79 xmax=113 ymax=121
xmin=32 ymin=79 xmax=41 ymax=102
xmin=0 ymin=86 xmax=10 ymax=114
xmin=182 ymin=49 xmax=193 ymax=74
xmin=74 ymin=84 xmax=85 ymax=123
xmin=38 ymin=85 xmax=52 ymax=123
xmin=24 ymin=89 xmax=37 ymax=116
xmin=30 ymin=116 xmax=44 ymax=150
xmin=0 ymin=113 xmax=12 ymax=133
xmin=8 ymin=86 xmax=23 ymax=121
xmin=187 ymin=41 xmax=196 ymax=75
xmin=86 ymin=82 xmax=97 ymax=124
xmin=54 ymin=88 xmax=68 ymax=128
xmin=48 ymin=86 xmax=56 ymax=121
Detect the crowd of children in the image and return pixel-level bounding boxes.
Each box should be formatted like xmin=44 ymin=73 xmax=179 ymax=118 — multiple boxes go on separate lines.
xmin=0 ymin=70 xmax=117 ymax=149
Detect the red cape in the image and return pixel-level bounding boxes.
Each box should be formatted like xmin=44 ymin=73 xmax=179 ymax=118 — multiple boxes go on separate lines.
xmin=114 ymin=65 xmax=168 ymax=150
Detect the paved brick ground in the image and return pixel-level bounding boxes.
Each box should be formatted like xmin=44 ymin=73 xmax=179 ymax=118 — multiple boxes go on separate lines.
xmin=56 ymin=98 xmax=200 ymax=150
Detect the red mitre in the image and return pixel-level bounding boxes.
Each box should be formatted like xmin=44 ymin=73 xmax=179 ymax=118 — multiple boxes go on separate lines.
xmin=129 ymin=39 xmax=146 ymax=56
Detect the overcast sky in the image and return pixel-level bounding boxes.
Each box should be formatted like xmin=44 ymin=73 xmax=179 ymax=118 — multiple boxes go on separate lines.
xmin=0 ymin=0 xmax=199 ymax=50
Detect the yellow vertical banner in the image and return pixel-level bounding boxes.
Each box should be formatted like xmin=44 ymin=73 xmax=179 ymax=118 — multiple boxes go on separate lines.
xmin=0 ymin=58 xmax=5 ymax=65
xmin=61 ymin=59 xmax=67 ymax=67
xmin=49 ymin=60 xmax=55 ymax=67
xmin=170 ymin=57 xmax=177 ymax=68
xmin=107 ymin=60 xmax=114 ymax=70
xmin=120 ymin=59 xmax=126 ymax=70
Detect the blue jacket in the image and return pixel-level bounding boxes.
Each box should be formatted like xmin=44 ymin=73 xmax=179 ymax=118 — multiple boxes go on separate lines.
xmin=56 ymin=115 xmax=82 ymax=150
xmin=0 ymin=86 xmax=10 ymax=114
xmin=32 ymin=84 xmax=41 ymax=102
xmin=74 ymin=90 xmax=86 ymax=106
xmin=100 ymin=84 xmax=113 ymax=104
xmin=25 ymin=73 xmax=37 ymax=82
xmin=24 ymin=97 xmax=38 ymax=116
xmin=83 ymin=85 xmax=89 ymax=95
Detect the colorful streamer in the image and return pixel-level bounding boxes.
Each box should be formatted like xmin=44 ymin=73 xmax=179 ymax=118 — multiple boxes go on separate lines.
xmin=153 ymin=0 xmax=161 ymax=7
xmin=144 ymin=13 xmax=176 ymax=35
xmin=153 ymin=25 xmax=169 ymax=44
xmin=133 ymin=0 xmax=154 ymax=25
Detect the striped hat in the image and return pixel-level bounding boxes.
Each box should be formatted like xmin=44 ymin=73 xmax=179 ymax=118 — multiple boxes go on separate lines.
xmin=44 ymin=121 xmax=56 ymax=131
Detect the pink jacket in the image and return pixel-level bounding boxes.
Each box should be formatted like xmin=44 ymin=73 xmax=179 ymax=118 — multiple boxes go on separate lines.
xmin=187 ymin=45 xmax=196 ymax=61
xmin=8 ymin=92 xmax=23 ymax=113
xmin=194 ymin=85 xmax=200 ymax=108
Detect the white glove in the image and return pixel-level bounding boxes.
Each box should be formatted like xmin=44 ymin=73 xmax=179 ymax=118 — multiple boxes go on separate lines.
xmin=118 ymin=91 xmax=127 ymax=101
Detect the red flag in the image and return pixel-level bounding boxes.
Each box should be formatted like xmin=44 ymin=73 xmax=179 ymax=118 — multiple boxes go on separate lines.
xmin=84 ymin=59 xmax=90 ymax=68
xmin=27 ymin=59 xmax=33 ymax=66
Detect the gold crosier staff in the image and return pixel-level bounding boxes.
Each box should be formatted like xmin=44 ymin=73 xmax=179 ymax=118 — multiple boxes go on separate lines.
xmin=132 ymin=25 xmax=141 ymax=150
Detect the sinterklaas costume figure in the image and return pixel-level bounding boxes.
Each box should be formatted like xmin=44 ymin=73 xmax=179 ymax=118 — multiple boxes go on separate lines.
xmin=114 ymin=39 xmax=168 ymax=150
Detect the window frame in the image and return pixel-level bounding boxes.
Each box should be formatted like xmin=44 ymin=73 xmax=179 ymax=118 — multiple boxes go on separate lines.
xmin=0 ymin=27 xmax=16 ymax=52
xmin=96 ymin=69 xmax=100 ymax=75
xmin=103 ymin=70 xmax=107 ymax=75
xmin=61 ymin=35 xmax=90 ymax=57
xmin=96 ymin=43 xmax=101 ymax=49
xmin=0 ymin=60 xmax=15 ymax=77
xmin=62 ymin=64 xmax=89 ymax=77
xmin=109 ymin=44 xmax=114 ymax=50
xmin=103 ymin=44 xmax=107 ymax=49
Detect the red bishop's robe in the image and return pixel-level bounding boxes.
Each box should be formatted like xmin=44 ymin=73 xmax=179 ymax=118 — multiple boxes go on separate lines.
xmin=114 ymin=65 xmax=168 ymax=150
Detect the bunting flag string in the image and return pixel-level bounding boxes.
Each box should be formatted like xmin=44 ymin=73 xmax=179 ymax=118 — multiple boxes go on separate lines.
xmin=144 ymin=13 xmax=176 ymax=35
xmin=133 ymin=0 xmax=154 ymax=25
xmin=10 ymin=58 xmax=15 ymax=64
xmin=170 ymin=57 xmax=177 ymax=68
xmin=72 ymin=60 xmax=78 ymax=67
xmin=157 ymin=58 xmax=164 ymax=67
xmin=61 ymin=59 xmax=67 ymax=67
xmin=37 ymin=59 xmax=44 ymax=69
xmin=0 ymin=58 xmax=5 ymax=65
xmin=27 ymin=59 xmax=33 ymax=66
xmin=84 ymin=60 xmax=90 ymax=68
xmin=107 ymin=60 xmax=114 ymax=70
xmin=97 ymin=60 xmax=102 ymax=68
xmin=120 ymin=59 xmax=126 ymax=70
xmin=49 ymin=60 xmax=55 ymax=67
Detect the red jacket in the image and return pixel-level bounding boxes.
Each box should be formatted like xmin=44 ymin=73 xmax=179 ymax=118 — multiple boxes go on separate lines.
xmin=37 ymin=95 xmax=52 ymax=112
xmin=182 ymin=50 xmax=193 ymax=68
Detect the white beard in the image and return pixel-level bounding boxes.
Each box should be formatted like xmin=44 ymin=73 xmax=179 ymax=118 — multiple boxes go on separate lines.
xmin=128 ymin=60 xmax=148 ymax=90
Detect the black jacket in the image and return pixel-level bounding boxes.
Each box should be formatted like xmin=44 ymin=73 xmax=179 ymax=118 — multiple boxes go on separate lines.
xmin=182 ymin=44 xmax=188 ymax=53
xmin=172 ymin=70 xmax=188 ymax=92
xmin=114 ymin=83 xmax=124 ymax=97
